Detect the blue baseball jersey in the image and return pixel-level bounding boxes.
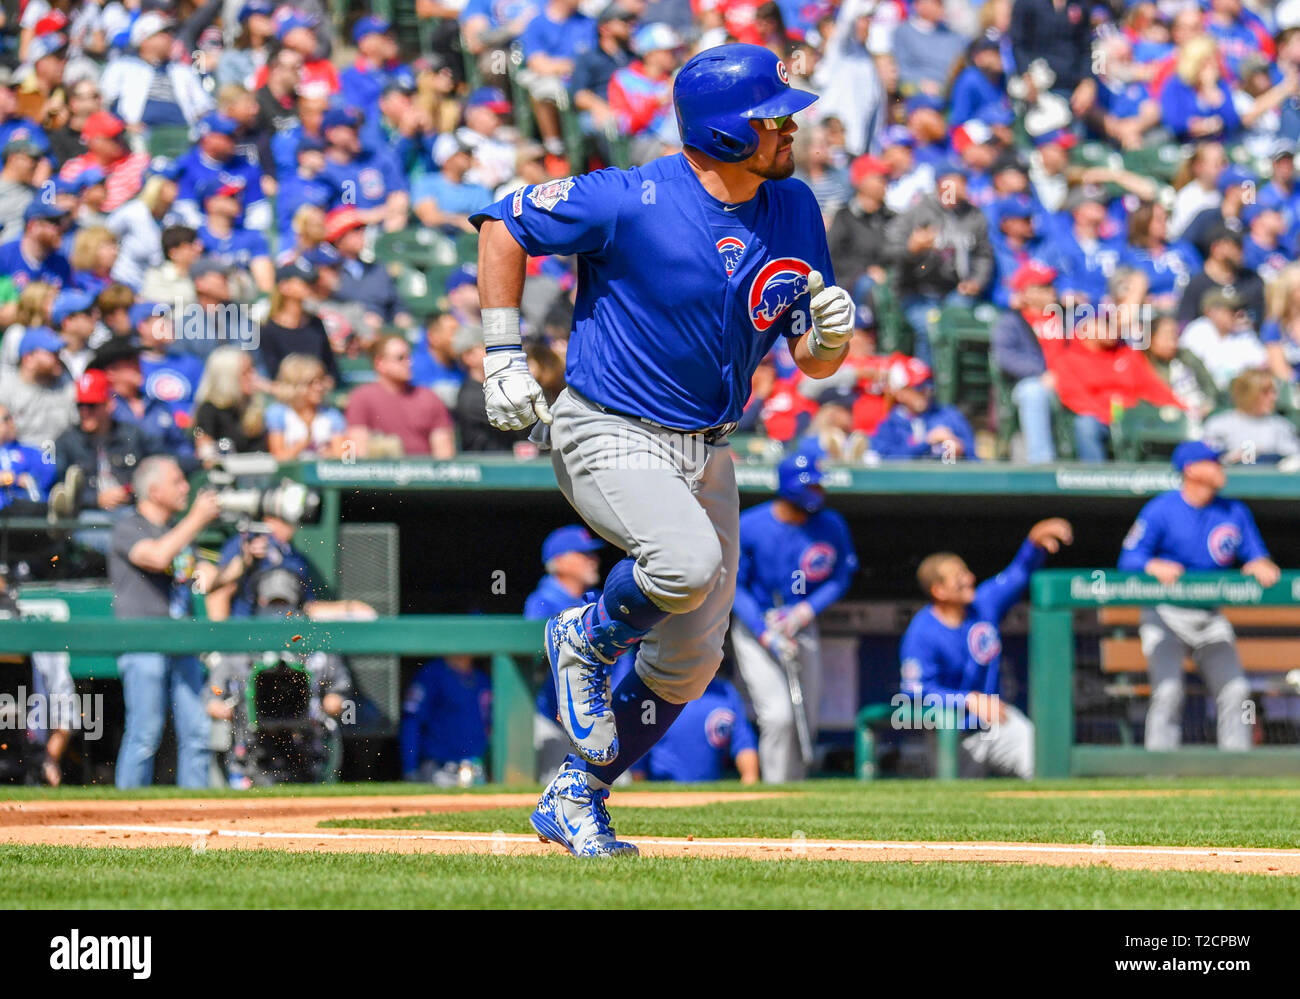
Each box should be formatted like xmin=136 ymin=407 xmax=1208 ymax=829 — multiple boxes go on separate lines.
xmin=0 ymin=239 xmax=71 ymax=290
xmin=871 ymin=403 xmax=978 ymax=461
xmin=524 ymin=573 xmax=633 ymax=718
xmin=322 ymin=148 xmax=408 ymax=212
xmin=1117 ymin=490 xmax=1269 ymax=572
xmin=732 ymin=500 xmax=857 ymax=637
xmin=636 ymin=676 xmax=757 ymax=782
xmin=141 ymin=352 xmax=204 ymax=416
xmin=175 ymin=150 xmax=266 ymax=226
xmin=198 ymin=224 xmax=270 ymax=271
xmin=0 ymin=440 xmax=56 ymax=506
xmin=276 ymin=171 xmax=336 ymax=247
xmin=470 ymin=154 xmax=835 ymax=429
xmin=216 ymin=534 xmax=320 ymax=618
xmin=399 ymin=659 xmax=492 ymax=772
xmin=899 ymin=538 xmax=1045 ymax=707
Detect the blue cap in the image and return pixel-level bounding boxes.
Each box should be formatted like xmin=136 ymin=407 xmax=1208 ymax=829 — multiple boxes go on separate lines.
xmin=239 ymin=0 xmax=274 ymax=22
xmin=276 ymin=12 xmax=317 ymax=39
xmin=352 ymin=15 xmax=391 ymax=43
xmin=75 ymin=166 xmax=106 ymax=189
xmin=777 ymin=448 xmax=826 ymax=513
xmin=297 ymin=134 xmax=326 ymax=154
xmin=195 ymin=112 xmax=238 ymax=138
xmin=193 ymin=173 xmax=247 ymax=203
xmin=51 ymin=289 xmax=95 ymax=326
xmin=1172 ymin=440 xmax=1222 ymax=471
xmin=322 ymin=105 xmax=363 ymax=131
xmin=24 ymin=199 xmax=69 ymax=222
xmin=995 ymin=194 xmax=1034 ymax=220
xmin=1217 ymin=165 xmax=1255 ymax=194
xmin=542 ymin=525 xmax=603 ymax=564
xmin=880 ymin=124 xmax=915 ymax=149
xmin=935 ymin=153 xmax=966 ymax=178
xmin=904 ymin=93 xmax=946 ymax=115
xmin=445 ymin=265 xmax=477 ymax=293
xmin=466 ymin=86 xmax=511 ymax=112
xmin=28 ymin=32 xmax=68 ymax=61
xmin=146 ymin=156 xmax=183 ymax=181
xmin=129 ymin=302 xmax=164 ymax=328
xmin=305 ymin=243 xmax=341 ymax=267
xmin=18 ymin=326 xmax=63 ymax=359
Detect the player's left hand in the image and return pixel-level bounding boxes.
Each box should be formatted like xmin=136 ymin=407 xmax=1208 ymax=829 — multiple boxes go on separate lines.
xmin=806 ymin=270 xmax=854 ymax=354
xmin=1028 ymin=517 xmax=1074 ymax=554
xmin=1242 ymin=557 xmax=1281 ymax=589
xmin=484 ymin=350 xmax=553 ymax=431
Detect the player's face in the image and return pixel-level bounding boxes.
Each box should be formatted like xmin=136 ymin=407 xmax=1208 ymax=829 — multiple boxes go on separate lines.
xmin=937 ymin=559 xmax=977 ymax=606
xmin=1184 ymin=460 xmax=1225 ymax=492
xmin=746 ymin=115 xmax=798 ymax=181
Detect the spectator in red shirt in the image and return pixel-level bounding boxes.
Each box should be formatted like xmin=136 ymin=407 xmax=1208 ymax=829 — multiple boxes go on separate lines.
xmin=1050 ymin=310 xmax=1185 ymax=461
xmin=58 ymin=111 xmax=149 ymax=213
xmin=345 ymin=333 xmax=456 ymax=458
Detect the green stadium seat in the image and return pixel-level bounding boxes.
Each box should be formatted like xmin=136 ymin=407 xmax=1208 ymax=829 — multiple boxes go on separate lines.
xmin=930 ymin=303 xmax=997 ymax=417
xmin=146 ymin=124 xmax=190 ymax=159
xmin=454 ymin=229 xmax=479 ymax=265
xmin=1110 ymin=400 xmax=1191 ymax=462
xmin=507 ymin=44 xmax=535 ymax=138
xmin=989 ymin=357 xmax=1076 ymax=460
xmin=870 ymin=277 xmax=910 ymax=356
xmin=392 ymin=261 xmax=456 ymax=318
xmin=1122 ymin=144 xmax=1186 ymax=184
xmin=1072 ymin=140 xmax=1122 ymax=170
xmin=374 ymin=227 xmax=459 ymax=269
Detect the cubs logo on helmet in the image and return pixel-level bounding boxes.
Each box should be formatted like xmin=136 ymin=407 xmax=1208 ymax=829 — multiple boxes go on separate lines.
xmin=967 ymin=622 xmax=1001 ymax=666
xmin=749 ymin=257 xmax=811 ymax=331
xmin=705 ymin=708 xmax=735 ymax=749
xmin=1207 ymin=524 xmax=1242 ymax=566
xmin=716 ymin=237 xmax=746 ymax=276
xmin=799 ymin=542 xmax=836 ymax=583
xmin=776 ymin=61 xmax=790 ymax=84
xmin=146 ymin=369 xmax=191 ymax=404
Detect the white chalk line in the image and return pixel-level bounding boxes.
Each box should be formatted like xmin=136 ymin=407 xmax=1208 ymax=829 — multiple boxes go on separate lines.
xmin=47 ymin=824 xmax=1300 ymax=861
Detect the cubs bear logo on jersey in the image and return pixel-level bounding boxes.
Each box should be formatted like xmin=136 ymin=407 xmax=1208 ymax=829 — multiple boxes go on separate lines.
xmin=1207 ymin=523 xmax=1242 ymax=566
xmin=716 ymin=237 xmax=746 ymax=276
xmin=799 ymin=541 xmax=836 ymax=583
xmin=146 ymin=369 xmax=191 ymax=405
xmin=359 ymin=168 xmax=385 ymax=201
xmin=749 ymin=257 xmax=811 ymax=331
xmin=967 ymin=621 xmax=1001 ymax=665
xmin=704 ymin=708 xmax=735 ymax=749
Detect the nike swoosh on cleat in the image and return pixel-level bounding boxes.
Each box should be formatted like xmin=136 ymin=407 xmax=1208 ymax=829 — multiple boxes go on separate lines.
xmin=562 ymin=810 xmax=584 ymax=838
xmin=566 ymin=672 xmax=595 ymax=740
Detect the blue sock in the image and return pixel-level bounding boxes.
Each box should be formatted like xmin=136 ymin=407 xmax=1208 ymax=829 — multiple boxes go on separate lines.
xmin=573 ymin=669 xmax=684 ymax=785
xmin=580 ymin=558 xmax=669 ymax=662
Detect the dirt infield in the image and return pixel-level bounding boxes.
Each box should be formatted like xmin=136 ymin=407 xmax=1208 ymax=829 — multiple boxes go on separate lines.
xmin=3 ymin=794 xmax=1299 ymax=876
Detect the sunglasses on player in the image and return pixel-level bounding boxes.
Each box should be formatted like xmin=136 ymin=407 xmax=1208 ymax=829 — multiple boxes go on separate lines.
xmin=758 ymin=115 xmax=793 ymax=130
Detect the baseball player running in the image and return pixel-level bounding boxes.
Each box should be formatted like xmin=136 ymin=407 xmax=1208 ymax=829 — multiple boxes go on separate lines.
xmin=731 ymin=445 xmax=858 ymax=782
xmin=471 ymin=44 xmax=854 ymax=856
xmin=1118 ymin=440 xmax=1280 ymax=750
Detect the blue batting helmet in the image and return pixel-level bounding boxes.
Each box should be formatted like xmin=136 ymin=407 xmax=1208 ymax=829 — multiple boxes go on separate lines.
xmin=777 ymin=446 xmax=826 ymax=513
xmin=673 ymin=43 xmax=817 ymax=163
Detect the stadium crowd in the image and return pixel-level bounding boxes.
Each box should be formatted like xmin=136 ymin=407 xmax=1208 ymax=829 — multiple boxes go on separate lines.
xmin=2 ymin=0 xmax=1300 ymax=784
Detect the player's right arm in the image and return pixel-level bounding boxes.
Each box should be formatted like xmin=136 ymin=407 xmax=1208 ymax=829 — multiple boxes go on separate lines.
xmin=1118 ymin=496 xmax=1181 ymax=583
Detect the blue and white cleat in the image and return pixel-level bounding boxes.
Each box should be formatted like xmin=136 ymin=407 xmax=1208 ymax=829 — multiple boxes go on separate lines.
xmin=545 ymin=605 xmax=619 ymax=765
xmin=529 ymin=766 xmax=639 ymax=858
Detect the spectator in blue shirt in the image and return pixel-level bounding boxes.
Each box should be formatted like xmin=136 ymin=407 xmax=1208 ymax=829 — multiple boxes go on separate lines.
xmin=320 ymin=105 xmax=409 ymax=233
xmin=949 ymin=37 xmax=1006 ymax=127
xmin=0 ymin=401 xmax=56 ymax=513
xmin=410 ymin=312 xmax=467 ymax=409
xmin=570 ymin=5 xmax=634 ymax=140
xmin=275 ymin=135 xmax=335 ymax=250
xmin=174 ymin=112 xmax=269 ymax=232
xmin=892 ymin=0 xmax=968 ymax=98
xmin=871 ymin=356 xmax=978 ymax=461
xmin=400 ymin=657 xmax=492 ymax=784
xmin=0 ymin=201 xmax=73 ymax=291
xmin=339 ymin=17 xmax=407 ymax=119
xmin=1159 ymin=36 xmax=1241 ymax=143
xmin=194 ymin=174 xmax=274 ymax=295
xmin=412 ymin=139 xmax=493 ymax=234
xmin=517 ymin=0 xmax=596 ymax=158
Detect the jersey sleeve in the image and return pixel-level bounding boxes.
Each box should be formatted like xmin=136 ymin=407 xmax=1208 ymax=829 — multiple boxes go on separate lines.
xmin=972 ymin=538 xmax=1046 ymax=625
xmin=1234 ymin=501 xmax=1271 ymax=564
xmin=1117 ymin=497 xmax=1163 ymax=571
xmin=805 ymin=512 xmax=858 ymax=616
xmin=469 ymin=168 xmax=627 ymax=258
xmin=726 ymin=683 xmax=759 ymax=757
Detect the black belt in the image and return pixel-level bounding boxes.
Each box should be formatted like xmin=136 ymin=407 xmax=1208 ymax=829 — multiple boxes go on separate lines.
xmin=578 ymin=392 xmax=737 ymax=444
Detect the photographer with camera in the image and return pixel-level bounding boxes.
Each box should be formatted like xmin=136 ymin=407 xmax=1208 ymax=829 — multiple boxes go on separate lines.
xmin=109 ymin=455 xmax=220 ymax=788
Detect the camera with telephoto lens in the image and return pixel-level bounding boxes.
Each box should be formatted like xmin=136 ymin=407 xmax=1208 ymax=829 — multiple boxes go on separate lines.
xmin=214 ymin=480 xmax=321 ymax=526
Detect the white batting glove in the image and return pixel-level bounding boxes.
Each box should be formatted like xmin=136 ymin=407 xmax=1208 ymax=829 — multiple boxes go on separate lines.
xmin=806 ymin=269 xmax=854 ymax=357
xmin=483 ymin=350 xmax=552 ymax=431
xmin=760 ymin=628 xmax=798 ymax=662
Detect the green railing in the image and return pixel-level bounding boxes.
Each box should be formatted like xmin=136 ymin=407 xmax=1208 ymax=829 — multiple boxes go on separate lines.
xmin=0 ymin=616 xmax=544 ymax=784
xmin=1029 ymin=569 xmax=1300 ymax=777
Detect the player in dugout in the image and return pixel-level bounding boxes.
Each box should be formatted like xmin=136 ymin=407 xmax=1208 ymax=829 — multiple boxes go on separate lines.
xmin=899 ymin=517 xmax=1075 ymax=778
xmin=1118 ymin=441 xmax=1281 ymax=751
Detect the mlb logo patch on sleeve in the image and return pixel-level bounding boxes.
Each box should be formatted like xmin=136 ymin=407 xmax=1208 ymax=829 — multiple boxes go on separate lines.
xmin=512 ymin=186 xmax=524 ymax=218
xmin=528 ymin=177 xmax=575 ymax=212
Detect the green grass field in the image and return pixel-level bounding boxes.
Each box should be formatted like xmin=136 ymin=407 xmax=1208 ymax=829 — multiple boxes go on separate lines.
xmin=4 ymin=777 xmax=1299 ymax=908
